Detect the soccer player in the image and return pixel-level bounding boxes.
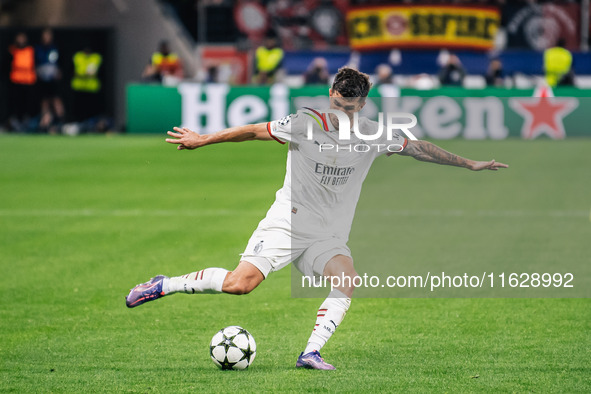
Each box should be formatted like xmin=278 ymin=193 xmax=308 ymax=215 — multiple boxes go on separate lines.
xmin=126 ymin=67 xmax=508 ymax=370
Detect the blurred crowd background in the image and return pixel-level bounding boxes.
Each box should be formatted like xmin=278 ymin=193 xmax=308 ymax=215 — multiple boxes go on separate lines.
xmin=0 ymin=0 xmax=589 ymax=133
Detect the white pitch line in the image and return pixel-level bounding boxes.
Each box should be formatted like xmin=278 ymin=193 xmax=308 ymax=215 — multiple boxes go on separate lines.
xmin=0 ymin=209 xmax=261 ymax=217
xmin=366 ymin=209 xmax=588 ymax=218
xmin=0 ymin=209 xmax=587 ymax=218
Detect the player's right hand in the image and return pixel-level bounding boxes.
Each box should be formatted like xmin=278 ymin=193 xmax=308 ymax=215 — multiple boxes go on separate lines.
xmin=165 ymin=127 xmax=207 ymax=150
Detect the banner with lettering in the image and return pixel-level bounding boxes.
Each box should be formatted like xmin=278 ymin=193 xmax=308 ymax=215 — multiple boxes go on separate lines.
xmin=346 ymin=5 xmax=500 ymax=51
xmin=503 ymin=3 xmax=580 ymax=51
xmin=127 ymin=84 xmax=589 ymax=140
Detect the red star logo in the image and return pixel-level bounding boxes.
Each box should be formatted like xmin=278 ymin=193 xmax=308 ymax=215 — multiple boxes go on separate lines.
xmin=509 ymin=89 xmax=578 ymax=140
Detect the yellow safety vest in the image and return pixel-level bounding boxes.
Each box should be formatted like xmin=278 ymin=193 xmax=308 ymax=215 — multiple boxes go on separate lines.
xmin=544 ymin=47 xmax=572 ymax=87
xmin=71 ymin=51 xmax=102 ymax=92
xmin=255 ymin=47 xmax=284 ymax=73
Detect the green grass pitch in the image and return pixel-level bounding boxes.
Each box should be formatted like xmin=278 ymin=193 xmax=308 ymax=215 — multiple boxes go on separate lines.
xmin=0 ymin=135 xmax=589 ymax=392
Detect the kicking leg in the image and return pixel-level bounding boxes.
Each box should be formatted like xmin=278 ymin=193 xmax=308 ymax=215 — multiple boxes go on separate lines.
xmin=163 ymin=268 xmax=229 ymax=295
xmin=297 ymin=254 xmax=355 ymax=370
xmin=222 ymin=261 xmax=265 ymax=295
xmin=164 ymin=260 xmax=263 ymax=295
xmin=126 ymin=261 xmax=264 ymax=308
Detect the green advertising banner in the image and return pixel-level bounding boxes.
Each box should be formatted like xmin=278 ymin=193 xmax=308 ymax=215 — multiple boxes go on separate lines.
xmin=127 ymin=83 xmax=590 ymax=138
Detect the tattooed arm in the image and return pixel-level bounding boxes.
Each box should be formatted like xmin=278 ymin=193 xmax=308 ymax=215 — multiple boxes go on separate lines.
xmin=397 ymin=140 xmax=508 ymax=171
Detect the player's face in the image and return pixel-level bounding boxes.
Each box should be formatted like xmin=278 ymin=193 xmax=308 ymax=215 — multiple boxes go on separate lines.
xmin=329 ymin=89 xmax=365 ymax=115
xmin=329 ymin=89 xmax=365 ymax=114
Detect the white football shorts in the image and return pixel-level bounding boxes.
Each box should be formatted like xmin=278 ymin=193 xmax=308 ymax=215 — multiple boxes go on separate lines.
xmin=241 ymin=223 xmax=351 ymax=278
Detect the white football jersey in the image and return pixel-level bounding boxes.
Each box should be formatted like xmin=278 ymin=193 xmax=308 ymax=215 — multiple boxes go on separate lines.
xmin=262 ymin=109 xmax=407 ymax=242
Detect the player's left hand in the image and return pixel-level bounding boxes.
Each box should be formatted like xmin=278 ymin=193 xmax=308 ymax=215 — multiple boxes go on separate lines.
xmin=469 ymin=159 xmax=509 ymax=171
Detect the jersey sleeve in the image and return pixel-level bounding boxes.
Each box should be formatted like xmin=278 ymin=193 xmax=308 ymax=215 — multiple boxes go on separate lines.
xmin=267 ymin=112 xmax=308 ymax=144
xmin=267 ymin=114 xmax=295 ymax=144
xmin=384 ymin=133 xmax=408 ymax=156
xmin=362 ymin=117 xmax=408 ymax=156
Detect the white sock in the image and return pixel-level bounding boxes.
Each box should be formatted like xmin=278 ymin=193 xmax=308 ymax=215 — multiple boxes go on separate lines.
xmin=303 ymin=289 xmax=351 ymax=354
xmin=162 ymin=268 xmax=229 ymax=295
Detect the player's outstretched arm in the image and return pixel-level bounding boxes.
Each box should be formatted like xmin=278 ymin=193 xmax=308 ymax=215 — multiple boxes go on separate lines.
xmin=398 ymin=140 xmax=508 ymax=171
xmin=165 ymin=123 xmax=272 ymax=150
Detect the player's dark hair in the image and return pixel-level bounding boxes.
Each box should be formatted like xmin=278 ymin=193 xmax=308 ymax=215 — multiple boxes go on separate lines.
xmin=331 ymin=67 xmax=372 ymax=98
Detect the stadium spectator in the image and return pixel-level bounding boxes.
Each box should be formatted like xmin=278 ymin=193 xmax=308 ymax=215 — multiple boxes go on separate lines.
xmin=71 ymin=46 xmax=103 ymax=122
xmin=36 ymin=28 xmax=65 ymax=132
xmin=142 ymin=41 xmax=183 ymax=83
xmin=253 ymin=34 xmax=284 ymax=85
xmin=485 ymin=58 xmax=504 ymax=87
xmin=206 ymin=65 xmax=220 ymax=83
xmin=374 ymin=64 xmax=394 ymax=86
xmin=7 ymin=32 xmax=36 ymax=132
xmin=544 ymin=38 xmax=574 ymax=87
xmin=438 ymin=53 xmax=465 ymax=86
xmin=304 ymin=57 xmax=329 ymax=85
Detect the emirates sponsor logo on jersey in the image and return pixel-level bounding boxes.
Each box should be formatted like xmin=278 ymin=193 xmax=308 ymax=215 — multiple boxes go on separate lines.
xmin=314 ymin=163 xmax=355 ymax=176
xmin=314 ymin=163 xmax=355 ymax=186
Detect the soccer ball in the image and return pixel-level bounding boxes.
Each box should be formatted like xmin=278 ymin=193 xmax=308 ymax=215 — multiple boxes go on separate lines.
xmin=209 ymin=326 xmax=256 ymax=370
